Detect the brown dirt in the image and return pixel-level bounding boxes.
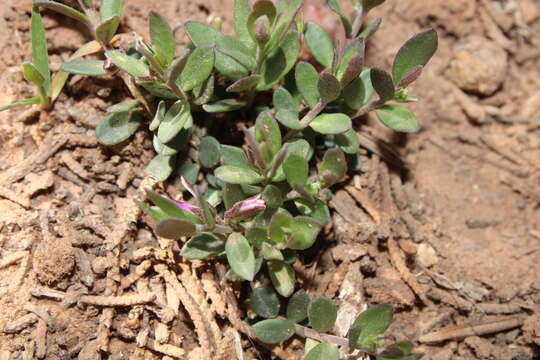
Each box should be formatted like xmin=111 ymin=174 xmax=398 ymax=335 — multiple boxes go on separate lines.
xmin=0 ymin=0 xmax=539 ymax=359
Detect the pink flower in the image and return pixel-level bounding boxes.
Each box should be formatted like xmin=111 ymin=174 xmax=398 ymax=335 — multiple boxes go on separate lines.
xmin=174 ymin=201 xmax=202 ymax=218
xmin=224 ymin=195 xmax=266 ymax=220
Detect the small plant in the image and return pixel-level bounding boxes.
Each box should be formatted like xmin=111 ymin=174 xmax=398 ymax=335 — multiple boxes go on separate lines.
xmin=8 ymin=0 xmax=438 ymax=358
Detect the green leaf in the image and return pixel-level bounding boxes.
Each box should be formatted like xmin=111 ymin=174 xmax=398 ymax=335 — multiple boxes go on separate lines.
xmin=108 ymin=99 xmax=139 ymax=113
xmin=251 ymin=287 xmax=280 ymax=318
xmin=100 ymin=0 xmax=123 ymax=21
xmin=150 ymin=11 xmax=175 ymax=68
xmin=215 ymin=166 xmax=264 ymax=185
xmin=223 ymin=184 xmax=247 ymax=210
xmin=261 ymin=242 xmax=284 ymax=261
xmin=221 ymin=145 xmax=250 ymax=168
xmin=60 ymin=60 xmax=107 ymax=76
xmin=286 ymin=289 xmax=310 ymax=323
xmin=216 ymin=35 xmax=256 ymax=70
xmin=337 ymin=38 xmax=364 ymax=86
xmin=252 ymin=318 xmax=296 ymax=344
xmin=304 ymin=22 xmax=334 ymax=69
xmin=149 ymin=100 xmax=166 ymax=131
xmin=309 ymin=113 xmax=351 ymax=135
xmin=146 ymin=189 xmax=201 ymax=224
xmin=153 ymin=129 xmax=190 ymax=156
xmin=350 ymin=304 xmax=393 ymax=350
xmin=177 ymin=163 xmax=200 ymax=189
xmin=305 ymin=343 xmax=340 ymax=360
xmin=267 ymin=260 xmax=295 ymax=297
xmin=0 ymin=97 xmax=41 ymax=112
xmin=234 ymin=0 xmax=255 ymax=49
xmin=181 ymin=233 xmax=225 ymax=259
xmin=266 ymin=0 xmax=302 ymax=51
xmin=180 ymin=47 xmax=215 ymax=91
xmin=185 ymin=21 xmax=221 ymax=46
xmin=370 ymin=67 xmax=395 ymax=101
xmin=22 ymin=62 xmax=45 ymax=86
xmin=96 ymin=15 xmax=120 ymax=44
xmin=269 ymin=211 xmax=293 ymax=246
xmin=328 ymin=0 xmax=352 ymax=37
xmin=199 ymin=136 xmax=221 ymax=168
xmin=226 ymin=74 xmax=261 ymax=93
xmin=146 ymin=154 xmax=176 ymax=182
xmin=31 ymin=6 xmax=50 ymax=95
xmin=156 ymin=217 xmax=196 ymax=239
xmin=294 ymin=198 xmax=330 ymax=226
xmin=157 ymin=101 xmax=191 ymax=144
xmin=378 ymin=342 xmax=415 ymax=360
xmin=262 ymin=185 xmax=283 ymax=209
xmin=96 ymin=110 xmax=142 ymax=146
xmin=318 ymin=71 xmax=341 ymax=104
xmin=106 ymin=50 xmax=149 ymax=77
xmin=375 ymin=104 xmax=419 ymax=133
xmin=193 ymin=74 xmax=215 ymax=105
xmin=359 ymin=17 xmax=382 ymax=39
xmin=295 ymin=62 xmax=320 ymax=108
xmin=287 ymin=217 xmax=321 ymax=250
xmin=343 ymin=68 xmax=374 ymax=110
xmin=335 ymin=129 xmax=360 ymax=154
xmin=255 ymin=111 xmax=282 ymax=158
xmin=274 ymin=87 xmax=303 ymax=130
xmin=318 ymin=148 xmax=347 ymax=187
xmin=361 ymin=0 xmax=386 ymax=14
xmin=308 ymin=296 xmax=337 ymax=333
xmin=34 ymin=1 xmax=90 ymax=23
xmin=138 ymin=202 xmax=168 ymax=223
xmin=203 ymin=99 xmax=246 ymax=113
xmin=392 ymin=29 xmax=438 ymax=86
xmin=283 ymin=155 xmax=308 ymax=187
xmin=226 ymin=233 xmax=256 ymax=281
xmin=258 ymin=30 xmax=301 ymax=90
xmin=246 ymin=226 xmax=268 ymax=249
xmin=247 ymin=1 xmax=276 ymax=41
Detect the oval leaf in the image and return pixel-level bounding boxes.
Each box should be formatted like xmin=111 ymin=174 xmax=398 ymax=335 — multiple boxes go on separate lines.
xmin=199 ymin=136 xmax=221 ymax=168
xmin=156 ymin=217 xmax=196 ymax=239
xmin=157 ymin=102 xmax=191 ymax=144
xmin=181 ymin=232 xmax=225 ymax=259
xmin=308 ymin=296 xmax=337 ymax=333
xmin=350 ymin=304 xmax=393 ymax=350
xmin=304 ymin=22 xmax=334 ymax=68
xmin=150 ymin=11 xmax=175 ymax=67
xmin=60 ymin=60 xmax=107 ymax=76
xmin=146 ymin=154 xmax=176 ymax=182
xmin=393 ymin=29 xmax=438 ymax=86
xmin=226 ymin=233 xmax=256 ymax=281
xmin=295 ymin=62 xmax=320 ymax=107
xmin=309 ymin=113 xmax=351 ymax=135
xmin=318 ymin=71 xmax=341 ymax=104
xmin=96 ymin=111 xmax=142 ymax=146
xmin=287 ymin=217 xmax=321 ymax=250
xmin=274 ymin=87 xmax=303 ymax=130
xmin=286 ymin=289 xmax=310 ymax=323
xmin=318 ymin=148 xmax=347 ymax=187
xmin=106 ymin=50 xmax=149 ymax=78
xmin=371 ymin=67 xmax=395 ymax=101
xmin=305 ymin=343 xmax=340 ymax=360
xmin=180 ymin=47 xmax=215 ymax=91
xmin=251 ymin=287 xmax=280 ymax=318
xmin=375 ymin=104 xmax=419 ymax=133
xmin=215 ymin=166 xmax=264 ymax=185
xmin=34 ymin=1 xmax=90 ymax=23
xmin=267 ymin=260 xmax=295 ymax=297
xmin=283 ymin=155 xmax=308 ymax=187
xmin=252 ymin=318 xmax=296 ymax=344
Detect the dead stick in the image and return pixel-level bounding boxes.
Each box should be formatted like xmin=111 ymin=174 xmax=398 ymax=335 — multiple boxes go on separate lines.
xmin=419 ymin=316 xmax=525 ymax=343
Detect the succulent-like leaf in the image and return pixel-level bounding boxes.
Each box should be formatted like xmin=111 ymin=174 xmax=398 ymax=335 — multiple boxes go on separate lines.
xmin=251 ymin=287 xmax=280 ymax=318
xmin=181 ymin=232 xmax=225 ymax=259
xmin=185 ymin=21 xmax=221 ymax=46
xmin=203 ymin=99 xmax=246 ymax=113
xmin=261 ymin=242 xmax=284 ymax=261
xmin=343 ymin=68 xmax=374 ymax=110
xmin=100 ymin=0 xmax=123 ymax=20
xmin=295 ymin=62 xmax=320 ymax=108
xmin=34 ymin=1 xmax=90 ymax=23
xmin=294 ymin=198 xmax=331 ymax=226
xmin=304 ymin=22 xmax=334 ymax=69
xmin=286 ymin=289 xmax=310 ymax=323
xmin=31 ymin=6 xmax=50 ymax=95
xmin=262 ymin=185 xmax=283 ymax=209
xmin=96 ymin=15 xmax=120 ymax=44
xmin=265 ymin=0 xmax=302 ymax=51
xmin=308 ymin=296 xmax=337 ymax=333
xmin=199 ymin=136 xmax=221 ymax=168
xmin=392 ymin=29 xmax=438 ymax=86
xmin=318 ymin=71 xmax=341 ymax=104
xmin=215 ymin=166 xmax=264 ymax=185
xmin=106 ymin=50 xmax=149 ymax=77
xmin=234 ymin=0 xmax=255 ymax=49
xmin=145 ymin=189 xmax=201 ymax=224
xmin=337 ymin=38 xmax=364 ymax=82
xmin=309 ymin=113 xmax=351 ymax=135
xmin=149 ymin=100 xmax=166 ymax=131
xmin=153 ymin=129 xmax=190 ymax=156
xmin=193 ymin=74 xmax=215 ymax=105
xmin=258 ymin=30 xmax=301 ymax=90
xmin=267 ymin=260 xmax=295 ymax=297
xmin=226 ymin=233 xmax=257 ymax=281
xmin=96 ymin=110 xmax=142 ymax=146
xmin=305 ymin=343 xmax=340 ymax=360
xmin=157 ymin=101 xmax=191 ymax=144
xmin=359 ymin=17 xmax=382 ymax=39
xmin=328 ymin=0 xmax=352 ymax=37
xmin=216 ymin=35 xmax=256 ymax=70
xmin=287 ymin=217 xmax=321 ymax=250
xmin=375 ymin=104 xmax=419 ymax=133
xmin=371 ymin=67 xmax=395 ymax=101
xmin=283 ymin=155 xmax=308 ymax=188
xmin=156 ymin=217 xmax=196 ymax=239
xmin=149 ymin=11 xmax=175 ymax=68
xmin=60 ymin=60 xmax=107 ymax=76
xmin=221 ymin=145 xmax=250 ymax=168
xmin=335 ymin=129 xmax=360 ymax=155
xmin=318 ymin=148 xmax=347 ymax=187
xmin=350 ymin=304 xmax=393 ymax=350
xmin=269 ymin=211 xmax=293 ymax=246
xmin=180 ymin=47 xmax=215 ymax=91
xmin=252 ymin=318 xmax=296 ymax=344
xmin=274 ymin=87 xmax=303 ymax=130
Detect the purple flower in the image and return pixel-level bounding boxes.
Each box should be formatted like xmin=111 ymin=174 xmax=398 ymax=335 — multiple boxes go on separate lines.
xmin=174 ymin=200 xmax=202 ymax=218
xmin=224 ymin=194 xmax=266 ymax=220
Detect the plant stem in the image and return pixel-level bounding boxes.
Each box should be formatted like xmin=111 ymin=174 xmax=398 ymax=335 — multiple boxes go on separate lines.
xmin=283 ymin=100 xmax=326 ymax=142
xmin=295 ymin=325 xmax=349 ymax=347
xmin=351 ymin=99 xmax=385 ymax=121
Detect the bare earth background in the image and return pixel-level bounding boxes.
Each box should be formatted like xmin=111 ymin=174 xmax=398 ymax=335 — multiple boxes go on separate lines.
xmin=0 ymin=0 xmax=539 ymax=359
